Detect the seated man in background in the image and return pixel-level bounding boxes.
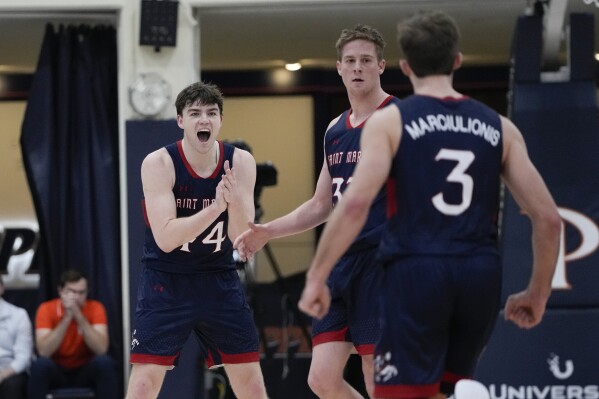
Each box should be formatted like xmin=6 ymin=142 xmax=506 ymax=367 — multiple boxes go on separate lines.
xmin=27 ymin=269 xmax=117 ymax=399
xmin=0 ymin=273 xmax=33 ymax=399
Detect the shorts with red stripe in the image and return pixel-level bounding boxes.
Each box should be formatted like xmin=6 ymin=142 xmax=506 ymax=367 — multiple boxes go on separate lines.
xmin=130 ymin=266 xmax=260 ymax=368
xmin=374 ymin=254 xmax=501 ymax=398
xmin=311 ymin=248 xmax=383 ymax=356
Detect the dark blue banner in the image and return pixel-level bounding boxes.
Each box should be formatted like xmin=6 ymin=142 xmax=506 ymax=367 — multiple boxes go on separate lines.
xmin=476 ymin=309 xmax=599 ymax=395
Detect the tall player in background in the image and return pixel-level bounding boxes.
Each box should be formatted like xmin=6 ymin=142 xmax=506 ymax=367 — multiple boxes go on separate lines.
xmin=299 ymin=10 xmax=561 ymax=399
xmin=126 ymin=82 xmax=268 ymax=399
xmin=235 ymin=25 xmax=400 ymax=398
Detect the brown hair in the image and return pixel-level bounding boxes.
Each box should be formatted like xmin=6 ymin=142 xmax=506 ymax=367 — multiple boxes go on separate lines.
xmin=59 ymin=269 xmax=88 ymax=288
xmin=397 ymin=10 xmax=460 ymax=77
xmin=335 ymin=24 xmax=386 ymax=61
xmin=175 ymin=81 xmax=224 ymax=116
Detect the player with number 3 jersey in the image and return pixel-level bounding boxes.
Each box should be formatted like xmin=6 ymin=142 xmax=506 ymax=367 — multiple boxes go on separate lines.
xmin=300 ymin=11 xmax=560 ymax=398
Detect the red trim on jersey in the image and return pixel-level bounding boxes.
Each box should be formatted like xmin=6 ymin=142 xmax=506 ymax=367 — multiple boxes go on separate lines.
xmin=442 ymin=371 xmax=470 ymax=383
xmin=346 ymin=95 xmax=394 ymax=129
xmin=206 ymin=350 xmax=260 ymax=368
xmin=206 ymin=352 xmax=216 ymax=368
xmin=221 ymin=351 xmax=260 ymax=364
xmin=355 ymin=343 xmax=375 ymax=356
xmin=177 ymin=140 xmax=200 ymax=178
xmin=375 ymin=382 xmax=439 ymax=398
xmin=176 ymin=140 xmax=225 ymax=179
xmin=386 ymin=178 xmax=397 ymax=217
xmin=205 ymin=352 xmax=216 ymax=368
xmin=312 ymin=327 xmax=349 ymax=346
xmin=130 ymin=353 xmax=178 ymax=366
xmin=378 ymin=95 xmax=394 ymax=108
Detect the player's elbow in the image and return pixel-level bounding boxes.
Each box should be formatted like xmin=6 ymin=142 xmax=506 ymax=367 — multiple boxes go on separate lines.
xmin=532 ymin=207 xmax=562 ymax=240
xmin=155 ymin=238 xmax=178 ymax=253
xmin=342 ymin=195 xmax=370 ymax=219
xmin=544 ymin=209 xmax=562 ymax=238
xmin=311 ymin=197 xmax=333 ymax=220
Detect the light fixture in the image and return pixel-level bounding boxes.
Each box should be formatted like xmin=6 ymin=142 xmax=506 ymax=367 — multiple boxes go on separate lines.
xmin=595 ymin=53 xmax=599 ymax=62
xmin=285 ymin=62 xmax=302 ymax=71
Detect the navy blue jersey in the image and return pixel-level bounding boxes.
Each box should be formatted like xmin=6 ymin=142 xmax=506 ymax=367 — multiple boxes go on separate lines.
xmin=325 ymin=95 xmax=402 ymax=254
xmin=142 ymin=140 xmax=236 ymax=273
xmin=377 ymin=95 xmax=503 ymax=261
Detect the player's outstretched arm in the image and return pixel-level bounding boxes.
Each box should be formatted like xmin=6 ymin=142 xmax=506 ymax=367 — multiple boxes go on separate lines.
xmin=300 ymin=106 xmax=401 ymax=319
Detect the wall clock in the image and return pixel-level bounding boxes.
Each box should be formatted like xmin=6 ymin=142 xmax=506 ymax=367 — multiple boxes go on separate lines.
xmin=129 ymin=72 xmax=172 ymax=117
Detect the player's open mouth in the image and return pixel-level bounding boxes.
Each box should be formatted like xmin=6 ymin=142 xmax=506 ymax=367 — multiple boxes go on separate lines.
xmin=197 ymin=129 xmax=210 ymax=142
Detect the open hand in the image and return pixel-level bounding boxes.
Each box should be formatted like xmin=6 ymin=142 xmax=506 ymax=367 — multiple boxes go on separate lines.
xmin=234 ymin=221 xmax=268 ymax=261
xmin=221 ymin=160 xmax=241 ymax=205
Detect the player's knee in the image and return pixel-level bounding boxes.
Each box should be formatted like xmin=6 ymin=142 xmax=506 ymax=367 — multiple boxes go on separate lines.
xmin=126 ymin=374 xmax=158 ymax=399
xmin=307 ymin=367 xmax=340 ymax=396
xmin=232 ymin=374 xmax=268 ymax=399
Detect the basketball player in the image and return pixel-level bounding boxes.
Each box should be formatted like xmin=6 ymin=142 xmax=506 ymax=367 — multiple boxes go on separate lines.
xmin=235 ymin=25 xmax=400 ymax=398
xmin=299 ymin=10 xmax=561 ymax=399
xmin=125 ymin=82 xmax=268 ymax=399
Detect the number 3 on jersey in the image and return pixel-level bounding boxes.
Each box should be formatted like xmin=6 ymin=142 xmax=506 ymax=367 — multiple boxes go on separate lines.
xmin=432 ymin=149 xmax=475 ymax=216
xmin=332 ymin=176 xmax=354 ymax=203
xmin=180 ymin=221 xmax=226 ymax=253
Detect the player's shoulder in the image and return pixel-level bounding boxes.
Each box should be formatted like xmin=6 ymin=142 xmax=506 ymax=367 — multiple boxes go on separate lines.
xmin=372 ymin=102 xmax=400 ymax=122
xmin=232 ymin=145 xmax=256 ymax=166
xmin=326 ymin=113 xmax=344 ymax=132
xmin=142 ymin=146 xmax=172 ymax=170
xmin=387 ymin=95 xmax=403 ymax=105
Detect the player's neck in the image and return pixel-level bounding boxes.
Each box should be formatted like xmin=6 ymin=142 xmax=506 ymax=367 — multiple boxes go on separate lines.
xmin=411 ymin=75 xmax=461 ymax=99
xmin=348 ymin=89 xmax=389 ymax=125
xmin=182 ymin=139 xmax=219 ymax=177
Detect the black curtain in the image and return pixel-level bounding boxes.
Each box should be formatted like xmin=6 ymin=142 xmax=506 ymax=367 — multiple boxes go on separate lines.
xmin=19 ymin=23 xmax=122 ymax=391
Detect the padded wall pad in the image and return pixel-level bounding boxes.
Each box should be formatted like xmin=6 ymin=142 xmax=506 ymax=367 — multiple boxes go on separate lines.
xmin=511 ymin=15 xmax=542 ymax=83
xmin=501 ymin=82 xmax=599 ymax=307
xmin=475 ymin=309 xmax=599 ymax=389
xmin=569 ymin=13 xmax=595 ymax=81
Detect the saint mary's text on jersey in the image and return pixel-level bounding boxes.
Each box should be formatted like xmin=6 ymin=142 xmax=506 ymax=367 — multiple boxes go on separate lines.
xmin=327 ymin=150 xmax=361 ymax=166
xmin=175 ymin=198 xmax=216 ymax=210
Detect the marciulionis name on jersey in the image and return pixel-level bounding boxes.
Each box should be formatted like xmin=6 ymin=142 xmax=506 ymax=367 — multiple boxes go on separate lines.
xmin=404 ymin=114 xmax=500 ymax=146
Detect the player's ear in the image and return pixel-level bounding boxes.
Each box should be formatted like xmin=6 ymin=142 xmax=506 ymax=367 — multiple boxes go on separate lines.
xmin=378 ymin=59 xmax=386 ymax=74
xmin=399 ymin=59 xmax=411 ymax=77
xmin=453 ymin=52 xmax=463 ymax=71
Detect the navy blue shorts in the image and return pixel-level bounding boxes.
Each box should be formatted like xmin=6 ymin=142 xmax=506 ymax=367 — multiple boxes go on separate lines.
xmin=374 ymin=254 xmax=501 ymax=398
xmin=311 ymin=248 xmax=383 ymax=355
xmin=130 ymin=267 xmax=260 ymax=368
